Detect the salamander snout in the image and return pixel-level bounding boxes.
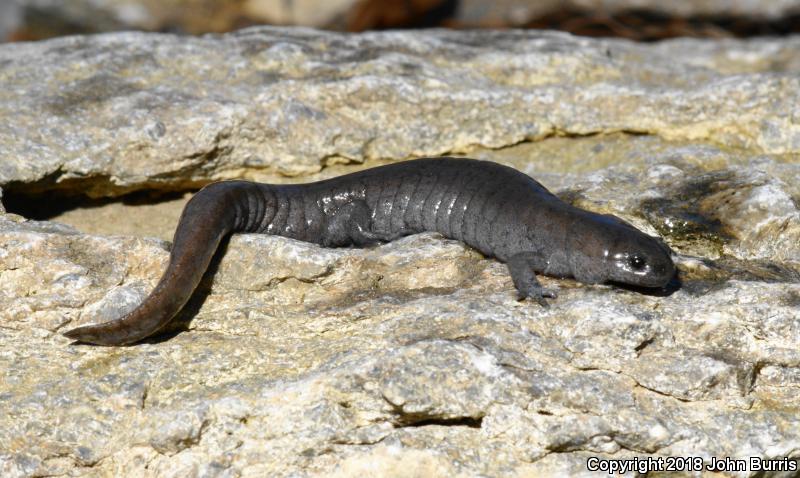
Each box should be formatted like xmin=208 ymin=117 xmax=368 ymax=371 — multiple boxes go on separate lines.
xmin=606 ymin=234 xmax=676 ymax=288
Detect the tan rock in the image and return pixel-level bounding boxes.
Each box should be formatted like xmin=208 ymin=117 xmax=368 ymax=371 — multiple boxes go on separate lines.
xmin=2 ymin=28 xmax=800 ymax=197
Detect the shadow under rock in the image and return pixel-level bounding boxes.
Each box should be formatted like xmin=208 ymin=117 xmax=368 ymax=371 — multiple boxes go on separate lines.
xmin=4 ymin=188 xmax=194 ymax=221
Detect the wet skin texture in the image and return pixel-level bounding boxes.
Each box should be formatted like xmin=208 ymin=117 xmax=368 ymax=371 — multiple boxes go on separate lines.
xmin=63 ymin=158 xmax=676 ymax=345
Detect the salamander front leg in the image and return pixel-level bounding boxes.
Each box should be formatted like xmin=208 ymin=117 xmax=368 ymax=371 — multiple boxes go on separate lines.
xmin=506 ymin=252 xmax=558 ymax=307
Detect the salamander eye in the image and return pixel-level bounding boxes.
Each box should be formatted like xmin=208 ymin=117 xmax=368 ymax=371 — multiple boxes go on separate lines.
xmin=628 ymin=255 xmax=647 ymax=271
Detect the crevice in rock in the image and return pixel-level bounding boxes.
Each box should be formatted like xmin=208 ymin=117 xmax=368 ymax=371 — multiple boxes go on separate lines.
xmin=2 ymin=168 xmax=209 ymax=200
xmin=393 ymin=415 xmax=484 ymax=429
xmin=2 ymin=186 xmax=194 ymax=221
xmin=480 ymin=128 xmax=654 ymax=156
xmin=382 ymin=393 xmax=485 ymax=429
xmin=261 ymin=265 xmax=337 ymax=289
xmin=140 ymin=381 xmax=150 ymax=410
xmin=634 ymin=337 xmax=655 ymax=355
xmin=498 ymin=361 xmax=540 ymax=373
xmin=331 ymin=434 xmax=390 ymax=446
xmin=628 ymin=378 xmax=691 ymax=403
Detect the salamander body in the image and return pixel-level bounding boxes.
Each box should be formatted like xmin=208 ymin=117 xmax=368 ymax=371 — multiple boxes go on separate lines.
xmin=64 ymin=158 xmax=675 ymax=345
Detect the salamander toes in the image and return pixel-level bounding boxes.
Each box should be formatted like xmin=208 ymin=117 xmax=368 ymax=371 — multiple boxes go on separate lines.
xmin=517 ymin=285 xmax=558 ymax=307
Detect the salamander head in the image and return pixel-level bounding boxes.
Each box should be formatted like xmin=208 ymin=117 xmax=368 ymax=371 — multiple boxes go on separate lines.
xmin=603 ymin=225 xmax=676 ymax=288
xmin=563 ymin=212 xmax=676 ymax=288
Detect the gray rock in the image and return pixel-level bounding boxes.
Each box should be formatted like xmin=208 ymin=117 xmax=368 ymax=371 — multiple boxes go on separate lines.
xmin=2 ymin=28 xmax=800 ymax=197
xmin=1 ymin=28 xmax=799 ymax=477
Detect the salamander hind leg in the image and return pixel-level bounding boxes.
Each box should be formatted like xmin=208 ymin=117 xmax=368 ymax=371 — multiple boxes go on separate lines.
xmin=324 ymin=200 xmax=402 ymax=247
xmin=506 ymin=252 xmax=558 ymax=307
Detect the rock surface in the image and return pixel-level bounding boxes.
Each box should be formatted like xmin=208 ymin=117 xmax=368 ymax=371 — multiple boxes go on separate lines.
xmin=1 ymin=27 xmax=799 ymax=477
xmin=3 ymin=28 xmax=800 ymax=196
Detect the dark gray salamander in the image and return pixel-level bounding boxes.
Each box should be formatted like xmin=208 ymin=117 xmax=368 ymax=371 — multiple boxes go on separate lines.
xmin=63 ymin=158 xmax=676 ymax=346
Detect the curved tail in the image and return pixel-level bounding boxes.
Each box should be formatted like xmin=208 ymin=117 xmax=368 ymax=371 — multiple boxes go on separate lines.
xmin=62 ymin=181 xmax=263 ymax=345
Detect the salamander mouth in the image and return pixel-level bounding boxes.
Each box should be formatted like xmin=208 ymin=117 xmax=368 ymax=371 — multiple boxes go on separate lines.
xmin=653 ymin=262 xmax=676 ymax=283
xmin=636 ymin=261 xmax=677 ymax=288
xmin=609 ymin=272 xmax=681 ymax=296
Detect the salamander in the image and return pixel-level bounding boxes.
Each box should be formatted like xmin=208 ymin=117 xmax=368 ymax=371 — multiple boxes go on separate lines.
xmin=63 ymin=158 xmax=676 ymax=345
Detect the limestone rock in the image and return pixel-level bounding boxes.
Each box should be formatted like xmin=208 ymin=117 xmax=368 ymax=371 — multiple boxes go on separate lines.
xmin=2 ymin=28 xmax=800 ymax=197
xmin=1 ymin=28 xmax=799 ymax=477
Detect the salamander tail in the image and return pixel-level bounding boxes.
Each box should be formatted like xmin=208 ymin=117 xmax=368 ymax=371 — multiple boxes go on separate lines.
xmin=61 ymin=181 xmax=257 ymax=345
